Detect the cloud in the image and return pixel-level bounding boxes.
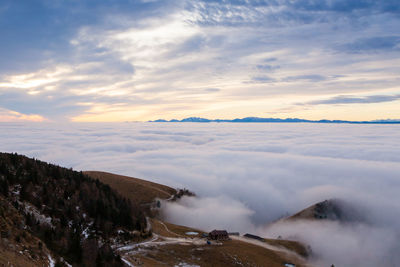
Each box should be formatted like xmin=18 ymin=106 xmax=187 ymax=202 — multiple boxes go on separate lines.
xmin=1 ymin=0 xmax=400 ymax=121
xmin=256 ymin=64 xmax=280 ymax=71
xmin=248 ymin=76 xmax=276 ymax=83
xmin=283 ymin=75 xmax=327 ymax=82
xmin=338 ymin=36 xmax=400 ymax=53
xmin=161 ymin=196 xmax=255 ymax=232
xmin=203 ymin=87 xmax=220 ymax=92
xmin=305 ymin=94 xmax=400 ymax=105
xmin=0 ymin=0 xmax=178 ymax=73
xmin=265 ymin=220 xmax=400 ymax=267
xmin=0 ymin=108 xmax=46 ymax=122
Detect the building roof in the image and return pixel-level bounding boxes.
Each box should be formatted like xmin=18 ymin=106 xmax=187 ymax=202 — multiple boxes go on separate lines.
xmin=244 ymin=233 xmax=264 ymax=241
xmin=210 ymin=230 xmax=228 ymax=235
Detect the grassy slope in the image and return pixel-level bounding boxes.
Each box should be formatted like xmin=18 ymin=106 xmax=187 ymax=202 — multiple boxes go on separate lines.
xmin=283 ymin=201 xmax=324 ymax=221
xmin=150 ymin=218 xmax=308 ymax=266
xmin=150 ymin=218 xmax=207 ymax=238
xmin=129 ymin=240 xmax=309 ymax=267
xmin=284 ymin=199 xmax=340 ymax=222
xmin=264 ymin=238 xmax=309 ymax=258
xmin=84 ymin=171 xmax=177 ymax=205
xmin=90 ymin=171 xmax=311 ymax=267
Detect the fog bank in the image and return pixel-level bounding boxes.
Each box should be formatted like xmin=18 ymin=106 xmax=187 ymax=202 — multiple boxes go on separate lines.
xmin=1 ymin=122 xmax=399 ymax=266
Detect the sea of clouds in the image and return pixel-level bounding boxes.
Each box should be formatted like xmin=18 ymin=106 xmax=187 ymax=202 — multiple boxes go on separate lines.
xmin=1 ymin=122 xmax=400 ymax=266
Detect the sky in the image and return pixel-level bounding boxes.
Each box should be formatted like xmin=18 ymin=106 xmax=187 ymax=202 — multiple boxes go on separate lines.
xmin=0 ymin=0 xmax=399 ymax=122
xmin=1 ymin=122 xmax=400 ymax=266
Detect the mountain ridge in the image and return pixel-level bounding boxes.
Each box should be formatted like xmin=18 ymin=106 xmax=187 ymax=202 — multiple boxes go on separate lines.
xmin=150 ymin=116 xmax=400 ymax=124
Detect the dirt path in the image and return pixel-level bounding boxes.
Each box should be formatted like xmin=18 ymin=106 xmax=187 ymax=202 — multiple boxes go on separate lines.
xmin=118 ymin=219 xmax=206 ymax=265
xmin=157 ymin=220 xmax=183 ymax=237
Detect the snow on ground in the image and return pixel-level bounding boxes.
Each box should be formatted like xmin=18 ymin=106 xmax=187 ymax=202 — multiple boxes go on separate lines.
xmin=48 ymin=254 xmax=55 ymax=267
xmin=117 ymin=234 xmax=207 ymax=254
xmin=24 ymin=203 xmax=53 ymax=227
xmin=121 ymin=258 xmax=136 ymax=267
xmin=185 ymin=231 xmax=198 ymax=235
xmin=82 ymin=227 xmax=90 ymax=239
xmin=174 ymin=262 xmax=200 ymax=267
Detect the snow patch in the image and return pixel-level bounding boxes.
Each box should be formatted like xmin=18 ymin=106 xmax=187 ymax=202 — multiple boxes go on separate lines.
xmin=174 ymin=262 xmax=200 ymax=267
xmin=121 ymin=258 xmax=135 ymax=267
xmin=82 ymin=227 xmax=90 ymax=239
xmin=24 ymin=203 xmax=53 ymax=227
xmin=185 ymin=232 xmax=198 ymax=235
xmin=48 ymin=254 xmax=55 ymax=267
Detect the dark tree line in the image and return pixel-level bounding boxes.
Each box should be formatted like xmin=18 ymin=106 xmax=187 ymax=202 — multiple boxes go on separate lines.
xmin=0 ymin=152 xmax=147 ymax=266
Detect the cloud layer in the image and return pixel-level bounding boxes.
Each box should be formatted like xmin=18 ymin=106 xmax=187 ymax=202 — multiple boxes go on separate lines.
xmin=1 ymin=122 xmax=399 ymax=265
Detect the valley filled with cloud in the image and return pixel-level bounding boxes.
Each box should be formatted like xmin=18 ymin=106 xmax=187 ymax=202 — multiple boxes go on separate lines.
xmin=1 ymin=122 xmax=399 ymax=266
xmin=1 ymin=1 xmax=399 ymax=266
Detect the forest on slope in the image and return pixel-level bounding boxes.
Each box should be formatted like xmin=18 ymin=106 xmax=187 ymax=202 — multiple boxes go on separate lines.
xmin=0 ymin=152 xmax=147 ymax=266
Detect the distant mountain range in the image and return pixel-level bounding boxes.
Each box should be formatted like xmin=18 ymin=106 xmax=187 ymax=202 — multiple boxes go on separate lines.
xmin=150 ymin=117 xmax=400 ymax=124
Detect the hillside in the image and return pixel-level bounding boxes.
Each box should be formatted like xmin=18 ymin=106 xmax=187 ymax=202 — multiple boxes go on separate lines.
xmin=0 ymin=194 xmax=52 ymax=266
xmin=84 ymin=171 xmax=177 ymax=205
xmin=91 ymin=171 xmax=311 ymax=267
xmin=116 ymin=216 xmax=310 ymax=267
xmin=286 ymin=199 xmax=364 ymax=223
xmin=0 ymin=153 xmax=147 ymax=267
xmin=1 ymin=154 xmax=312 ymax=266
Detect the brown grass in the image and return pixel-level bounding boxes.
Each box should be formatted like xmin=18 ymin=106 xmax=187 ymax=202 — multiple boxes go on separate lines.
xmin=287 ymin=204 xmax=316 ymax=221
xmin=150 ymin=218 xmax=180 ymax=238
xmin=264 ymin=238 xmax=309 ymax=258
xmin=150 ymin=218 xmax=206 ymax=238
xmin=148 ymin=218 xmax=309 ymax=266
xmin=84 ymin=171 xmax=177 ymax=204
xmin=129 ymin=239 xmax=309 ymax=267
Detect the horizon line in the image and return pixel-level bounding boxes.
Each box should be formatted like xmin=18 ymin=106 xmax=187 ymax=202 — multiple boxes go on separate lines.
xmin=148 ymin=117 xmax=400 ymax=124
